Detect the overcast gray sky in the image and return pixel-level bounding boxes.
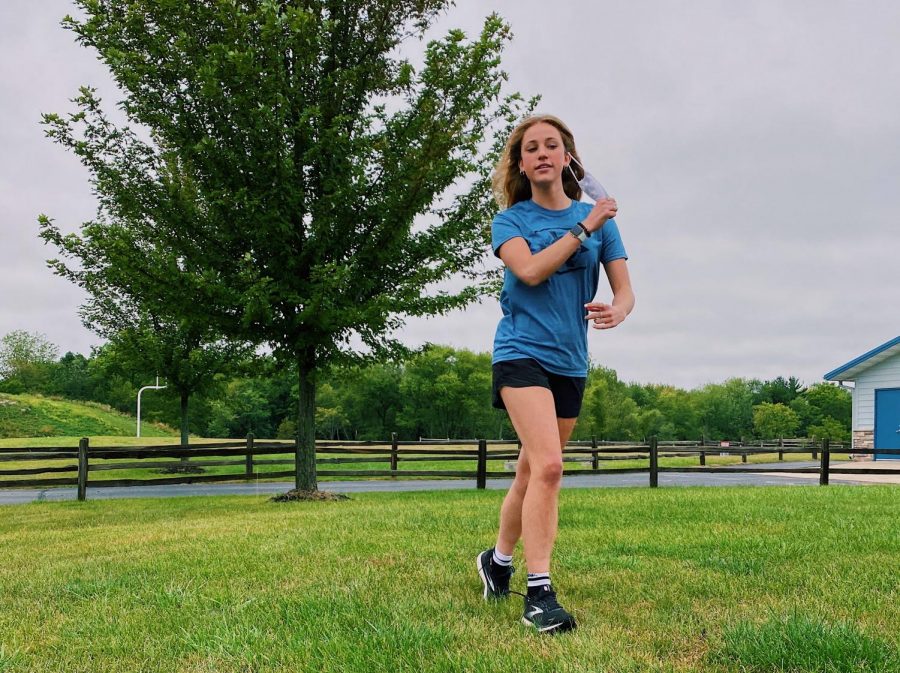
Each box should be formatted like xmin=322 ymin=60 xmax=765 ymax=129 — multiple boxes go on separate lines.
xmin=2 ymin=0 xmax=897 ymax=388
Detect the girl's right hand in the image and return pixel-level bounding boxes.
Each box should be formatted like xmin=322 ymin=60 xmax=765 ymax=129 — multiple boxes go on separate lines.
xmin=584 ymin=197 xmax=618 ymax=233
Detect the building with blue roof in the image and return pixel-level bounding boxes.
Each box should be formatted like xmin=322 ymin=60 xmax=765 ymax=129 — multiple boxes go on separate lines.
xmin=824 ymin=336 xmax=900 ymax=460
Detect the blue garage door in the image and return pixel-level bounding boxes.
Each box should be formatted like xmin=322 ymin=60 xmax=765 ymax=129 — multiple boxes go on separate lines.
xmin=874 ymin=388 xmax=900 ymax=460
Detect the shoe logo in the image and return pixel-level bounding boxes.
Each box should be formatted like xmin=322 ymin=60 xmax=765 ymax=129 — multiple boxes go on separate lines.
xmin=526 ymin=606 xmax=544 ymax=618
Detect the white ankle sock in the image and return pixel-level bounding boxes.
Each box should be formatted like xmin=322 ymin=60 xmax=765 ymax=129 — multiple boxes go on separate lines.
xmin=527 ymin=572 xmax=551 ymax=592
xmin=492 ymin=548 xmax=513 ymax=566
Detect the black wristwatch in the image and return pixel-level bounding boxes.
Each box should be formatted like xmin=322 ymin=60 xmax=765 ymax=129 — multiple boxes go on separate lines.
xmin=569 ymin=222 xmax=590 ymax=242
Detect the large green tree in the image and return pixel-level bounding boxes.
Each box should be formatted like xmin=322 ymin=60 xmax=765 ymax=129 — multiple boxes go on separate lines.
xmin=0 ymin=331 xmax=59 ymax=392
xmin=40 ymin=1 xmax=525 ymax=491
xmin=330 ymin=362 xmax=403 ymax=440
xmin=582 ymin=367 xmax=643 ymax=441
xmin=107 ymin=319 xmax=251 ymax=446
xmin=30 ymin=236 xmax=254 ymax=445
xmin=752 ymin=376 xmax=806 ymax=406
xmin=397 ymin=345 xmax=497 ymax=440
xmin=696 ymin=378 xmax=755 ymax=440
xmin=752 ymin=402 xmax=800 ymax=439
xmin=803 ymin=383 xmax=851 ymax=427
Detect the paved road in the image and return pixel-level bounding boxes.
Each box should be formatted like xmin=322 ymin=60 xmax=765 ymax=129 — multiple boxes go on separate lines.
xmin=1 ymin=461 xmax=893 ymax=506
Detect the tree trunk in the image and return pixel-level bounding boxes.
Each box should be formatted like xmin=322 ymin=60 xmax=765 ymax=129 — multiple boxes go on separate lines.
xmin=180 ymin=391 xmax=190 ymax=465
xmin=296 ymin=347 xmax=317 ymax=491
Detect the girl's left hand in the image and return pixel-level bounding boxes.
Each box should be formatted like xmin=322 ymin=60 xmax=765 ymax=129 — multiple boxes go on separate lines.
xmin=584 ymin=302 xmax=626 ymax=329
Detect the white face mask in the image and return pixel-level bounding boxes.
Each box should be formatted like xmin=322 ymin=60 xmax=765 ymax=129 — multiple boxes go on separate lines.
xmin=566 ymin=153 xmax=609 ymax=201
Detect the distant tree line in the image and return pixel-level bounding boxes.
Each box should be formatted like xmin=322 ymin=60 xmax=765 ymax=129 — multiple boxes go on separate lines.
xmin=1 ymin=331 xmax=850 ymax=443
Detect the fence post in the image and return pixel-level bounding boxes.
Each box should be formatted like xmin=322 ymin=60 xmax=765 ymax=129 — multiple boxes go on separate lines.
xmin=819 ymin=438 xmax=830 ymax=486
xmin=77 ymin=437 xmax=89 ymax=501
xmin=742 ymin=451 xmax=748 ymax=463
xmin=812 ymin=438 xmax=818 ymax=461
xmin=649 ymin=436 xmax=658 ymax=488
xmin=778 ymin=437 xmax=783 ymax=461
xmin=476 ymin=439 xmax=487 ymax=490
xmin=591 ymin=435 xmax=598 ymax=470
xmin=699 ymin=449 xmax=706 ymax=466
xmin=390 ymin=432 xmax=398 ymax=475
xmin=245 ymin=433 xmax=254 ymax=479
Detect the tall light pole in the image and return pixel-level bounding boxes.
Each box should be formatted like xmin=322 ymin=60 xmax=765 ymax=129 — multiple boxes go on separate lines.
xmin=137 ymin=376 xmax=167 ymax=438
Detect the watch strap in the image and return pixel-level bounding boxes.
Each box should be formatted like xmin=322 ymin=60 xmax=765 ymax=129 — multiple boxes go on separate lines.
xmin=569 ymin=224 xmax=588 ymax=242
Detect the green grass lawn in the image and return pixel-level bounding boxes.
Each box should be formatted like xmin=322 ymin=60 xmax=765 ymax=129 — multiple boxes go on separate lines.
xmin=0 ymin=486 xmax=897 ymax=672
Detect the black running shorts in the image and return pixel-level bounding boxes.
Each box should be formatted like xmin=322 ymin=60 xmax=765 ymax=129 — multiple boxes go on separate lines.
xmin=491 ymin=358 xmax=587 ymax=419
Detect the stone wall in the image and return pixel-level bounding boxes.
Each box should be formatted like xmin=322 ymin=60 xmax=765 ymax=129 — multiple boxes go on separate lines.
xmin=852 ymin=430 xmax=874 ymax=460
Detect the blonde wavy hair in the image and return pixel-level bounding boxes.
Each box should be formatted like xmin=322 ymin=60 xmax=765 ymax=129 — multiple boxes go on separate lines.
xmin=491 ymin=115 xmax=584 ymax=208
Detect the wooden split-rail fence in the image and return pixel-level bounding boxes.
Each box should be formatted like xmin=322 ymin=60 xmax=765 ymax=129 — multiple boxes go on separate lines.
xmin=1 ymin=435 xmax=896 ymax=501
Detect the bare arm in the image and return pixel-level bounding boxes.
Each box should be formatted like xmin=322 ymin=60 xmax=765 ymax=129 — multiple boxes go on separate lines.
xmin=497 ymin=197 xmax=619 ymax=287
xmin=584 ymin=259 xmax=634 ymax=329
xmin=497 ymin=234 xmax=582 ymax=287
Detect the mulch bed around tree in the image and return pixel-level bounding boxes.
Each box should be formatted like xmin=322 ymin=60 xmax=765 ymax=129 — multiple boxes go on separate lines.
xmin=156 ymin=466 xmax=205 ymax=474
xmin=270 ymin=489 xmax=350 ymax=502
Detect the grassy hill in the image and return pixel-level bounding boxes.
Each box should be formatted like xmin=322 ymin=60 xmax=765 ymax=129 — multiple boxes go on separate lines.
xmin=0 ymin=393 xmax=176 ymax=439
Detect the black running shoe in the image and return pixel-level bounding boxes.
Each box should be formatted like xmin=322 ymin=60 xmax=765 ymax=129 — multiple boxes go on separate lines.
xmin=476 ymin=548 xmax=514 ymax=599
xmin=521 ymin=585 xmax=577 ymax=634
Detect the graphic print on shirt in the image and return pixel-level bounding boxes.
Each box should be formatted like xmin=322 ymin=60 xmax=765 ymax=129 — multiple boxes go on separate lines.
xmin=490 ymin=199 xmax=628 ymax=377
xmin=523 ymin=227 xmax=590 ymax=275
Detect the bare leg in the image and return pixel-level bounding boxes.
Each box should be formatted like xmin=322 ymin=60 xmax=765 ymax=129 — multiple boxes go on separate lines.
xmin=495 ymin=445 xmax=530 ymax=556
xmin=496 ymin=415 xmax=577 ymax=556
xmin=495 ymin=386 xmax=578 ymax=573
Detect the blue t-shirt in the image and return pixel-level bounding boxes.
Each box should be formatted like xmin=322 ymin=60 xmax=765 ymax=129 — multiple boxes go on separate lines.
xmin=491 ymin=199 xmax=628 ymax=377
